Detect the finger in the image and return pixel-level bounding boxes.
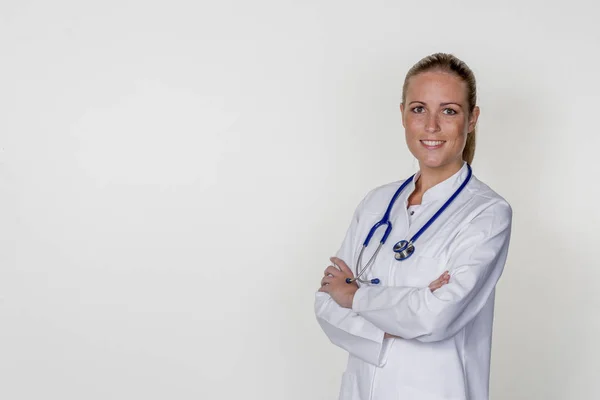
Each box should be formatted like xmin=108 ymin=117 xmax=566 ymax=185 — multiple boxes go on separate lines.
xmin=430 ymin=284 xmax=443 ymax=292
xmin=330 ymin=257 xmax=353 ymax=276
xmin=434 ymin=274 xmax=450 ymax=284
xmin=436 ymin=280 xmax=448 ymax=290
xmin=318 ymin=285 xmax=330 ymax=293
xmin=429 ymin=274 xmax=451 ymax=292
xmin=429 ymin=277 xmax=446 ymax=290
xmin=431 ymin=272 xmax=450 ymax=285
xmin=320 ymin=276 xmax=334 ymax=286
xmin=437 ymin=271 xmax=450 ymax=280
xmin=324 ymin=266 xmax=341 ymax=277
xmin=429 ymin=275 xmax=444 ymax=286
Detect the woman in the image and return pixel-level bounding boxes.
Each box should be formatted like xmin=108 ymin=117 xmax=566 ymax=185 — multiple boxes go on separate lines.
xmin=315 ymin=53 xmax=512 ymax=400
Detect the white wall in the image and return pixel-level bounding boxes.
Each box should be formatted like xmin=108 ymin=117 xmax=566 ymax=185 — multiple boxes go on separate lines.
xmin=1 ymin=1 xmax=598 ymax=399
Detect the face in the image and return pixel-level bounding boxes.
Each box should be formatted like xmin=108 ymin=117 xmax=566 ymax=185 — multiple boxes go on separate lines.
xmin=400 ymin=70 xmax=479 ymax=171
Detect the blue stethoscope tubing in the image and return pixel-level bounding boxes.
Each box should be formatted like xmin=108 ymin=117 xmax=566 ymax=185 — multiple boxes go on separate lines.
xmin=346 ymin=164 xmax=472 ymax=285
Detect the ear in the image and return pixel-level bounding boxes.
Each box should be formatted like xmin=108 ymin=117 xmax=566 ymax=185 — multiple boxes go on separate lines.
xmin=468 ymin=106 xmax=480 ymax=132
xmin=400 ymin=103 xmax=406 ymax=128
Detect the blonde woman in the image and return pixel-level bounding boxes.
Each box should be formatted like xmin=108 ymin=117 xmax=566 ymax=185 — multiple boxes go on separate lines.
xmin=316 ymin=53 xmax=512 ymax=400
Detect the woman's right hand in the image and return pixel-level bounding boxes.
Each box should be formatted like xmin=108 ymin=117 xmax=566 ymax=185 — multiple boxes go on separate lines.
xmin=384 ymin=271 xmax=451 ymax=339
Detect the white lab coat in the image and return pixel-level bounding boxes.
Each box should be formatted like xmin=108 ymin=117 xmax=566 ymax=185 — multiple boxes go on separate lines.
xmin=315 ymin=163 xmax=512 ymax=400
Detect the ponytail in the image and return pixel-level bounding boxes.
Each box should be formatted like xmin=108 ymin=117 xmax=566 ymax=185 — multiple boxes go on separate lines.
xmin=463 ymin=128 xmax=476 ymax=164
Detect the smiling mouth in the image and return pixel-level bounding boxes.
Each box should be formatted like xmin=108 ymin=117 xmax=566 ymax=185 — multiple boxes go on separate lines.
xmin=420 ymin=140 xmax=445 ymax=148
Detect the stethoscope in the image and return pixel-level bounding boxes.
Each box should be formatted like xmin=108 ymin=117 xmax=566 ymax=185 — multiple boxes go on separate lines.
xmin=346 ymin=164 xmax=472 ymax=285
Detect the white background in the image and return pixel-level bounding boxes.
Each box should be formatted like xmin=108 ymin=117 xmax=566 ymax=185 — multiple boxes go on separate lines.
xmin=1 ymin=1 xmax=599 ymax=399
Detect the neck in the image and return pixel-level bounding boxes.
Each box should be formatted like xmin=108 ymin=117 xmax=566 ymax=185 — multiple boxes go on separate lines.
xmin=415 ymin=160 xmax=464 ymax=194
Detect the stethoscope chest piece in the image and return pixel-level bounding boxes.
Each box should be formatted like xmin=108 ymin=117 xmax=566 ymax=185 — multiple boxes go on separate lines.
xmin=393 ymin=240 xmax=415 ymax=261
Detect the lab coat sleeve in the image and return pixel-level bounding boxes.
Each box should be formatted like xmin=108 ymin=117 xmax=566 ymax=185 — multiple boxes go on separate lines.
xmin=351 ymin=201 xmax=512 ymax=343
xmin=314 ymin=195 xmax=390 ymax=367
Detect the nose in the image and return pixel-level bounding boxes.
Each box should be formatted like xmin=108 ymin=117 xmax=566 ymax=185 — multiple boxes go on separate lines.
xmin=425 ymin=113 xmax=440 ymax=133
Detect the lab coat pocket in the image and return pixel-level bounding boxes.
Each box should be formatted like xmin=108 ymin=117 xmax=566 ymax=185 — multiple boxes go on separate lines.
xmin=338 ymin=372 xmax=358 ymax=400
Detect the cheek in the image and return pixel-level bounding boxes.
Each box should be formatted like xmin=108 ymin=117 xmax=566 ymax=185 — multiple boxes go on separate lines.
xmin=403 ymin=116 xmax=422 ymax=136
xmin=441 ymin=118 xmax=468 ymax=137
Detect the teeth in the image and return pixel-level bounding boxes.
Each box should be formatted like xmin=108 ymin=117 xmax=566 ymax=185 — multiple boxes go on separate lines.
xmin=422 ymin=140 xmax=444 ymax=146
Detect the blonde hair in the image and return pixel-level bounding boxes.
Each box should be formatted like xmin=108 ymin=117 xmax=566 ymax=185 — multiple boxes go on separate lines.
xmin=402 ymin=53 xmax=478 ymax=164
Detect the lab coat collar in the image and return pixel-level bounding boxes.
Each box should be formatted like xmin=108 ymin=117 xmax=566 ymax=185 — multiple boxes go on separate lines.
xmin=410 ymin=162 xmax=470 ymax=205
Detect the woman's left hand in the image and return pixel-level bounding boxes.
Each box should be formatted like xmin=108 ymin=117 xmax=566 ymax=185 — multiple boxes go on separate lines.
xmin=318 ymin=257 xmax=358 ymax=308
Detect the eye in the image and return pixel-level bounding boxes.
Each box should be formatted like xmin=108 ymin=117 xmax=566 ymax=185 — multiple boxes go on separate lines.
xmin=411 ymin=106 xmax=425 ymax=114
xmin=442 ymin=108 xmax=458 ymax=115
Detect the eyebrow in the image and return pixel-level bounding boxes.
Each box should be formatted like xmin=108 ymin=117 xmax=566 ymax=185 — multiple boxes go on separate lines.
xmin=408 ymin=101 xmax=463 ymax=108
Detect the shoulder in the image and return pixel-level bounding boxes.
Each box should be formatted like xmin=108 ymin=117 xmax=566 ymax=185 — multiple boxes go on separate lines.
xmin=465 ymin=174 xmax=513 ymax=223
xmin=357 ymin=179 xmax=406 ymax=214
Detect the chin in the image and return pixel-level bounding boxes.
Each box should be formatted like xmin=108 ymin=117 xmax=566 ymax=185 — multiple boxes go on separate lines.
xmin=418 ymin=157 xmax=446 ymax=169
xmin=418 ymin=156 xmax=461 ymax=171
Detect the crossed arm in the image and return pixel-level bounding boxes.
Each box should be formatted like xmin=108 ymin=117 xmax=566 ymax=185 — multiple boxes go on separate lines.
xmin=318 ymin=256 xmax=450 ymax=339
xmin=315 ymin=202 xmax=511 ymax=366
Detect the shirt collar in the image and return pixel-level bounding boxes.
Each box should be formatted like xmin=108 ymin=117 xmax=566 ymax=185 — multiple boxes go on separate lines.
xmin=408 ymin=162 xmax=470 ymax=205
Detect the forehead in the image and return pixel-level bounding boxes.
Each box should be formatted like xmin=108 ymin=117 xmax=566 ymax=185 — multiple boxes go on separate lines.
xmin=405 ymin=71 xmax=468 ymax=103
